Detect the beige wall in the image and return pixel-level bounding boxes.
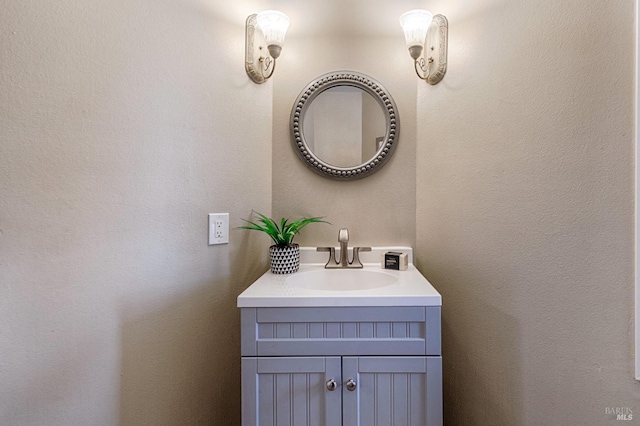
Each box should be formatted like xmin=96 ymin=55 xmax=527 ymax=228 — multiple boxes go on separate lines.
xmin=272 ymin=33 xmax=417 ymax=248
xmin=1 ymin=0 xmax=272 ymax=424
xmin=416 ymin=0 xmax=640 ymax=424
xmin=2 ymin=0 xmax=639 ymax=425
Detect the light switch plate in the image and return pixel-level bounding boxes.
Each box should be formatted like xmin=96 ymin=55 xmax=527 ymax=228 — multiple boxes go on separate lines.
xmin=208 ymin=213 xmax=229 ymax=245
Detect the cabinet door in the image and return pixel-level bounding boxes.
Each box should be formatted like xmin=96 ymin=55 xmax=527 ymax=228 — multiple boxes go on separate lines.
xmin=342 ymin=356 xmax=442 ymax=426
xmin=242 ymin=357 xmax=342 ymax=426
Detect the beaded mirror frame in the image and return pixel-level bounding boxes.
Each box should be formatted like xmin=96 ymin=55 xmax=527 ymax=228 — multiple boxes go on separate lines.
xmin=290 ymin=71 xmax=400 ymax=180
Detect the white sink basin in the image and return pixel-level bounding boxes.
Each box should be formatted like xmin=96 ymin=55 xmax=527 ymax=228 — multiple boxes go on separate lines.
xmin=237 ymin=247 xmax=442 ymax=307
xmin=286 ymin=269 xmax=398 ymax=291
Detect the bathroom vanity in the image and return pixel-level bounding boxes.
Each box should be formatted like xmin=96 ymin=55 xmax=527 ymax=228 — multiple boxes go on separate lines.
xmin=237 ymin=247 xmax=442 ymax=426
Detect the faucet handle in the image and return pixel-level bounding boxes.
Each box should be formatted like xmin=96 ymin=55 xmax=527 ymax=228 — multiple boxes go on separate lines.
xmin=350 ymin=246 xmax=371 ymax=268
xmin=338 ymin=228 xmax=349 ymax=243
xmin=317 ymin=246 xmax=338 ymax=267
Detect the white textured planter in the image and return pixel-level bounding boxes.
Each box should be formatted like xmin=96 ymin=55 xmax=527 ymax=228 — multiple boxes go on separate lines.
xmin=269 ymin=244 xmax=300 ymax=274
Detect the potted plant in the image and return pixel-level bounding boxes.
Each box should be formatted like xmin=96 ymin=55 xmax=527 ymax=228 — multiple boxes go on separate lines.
xmin=239 ymin=211 xmax=329 ymax=274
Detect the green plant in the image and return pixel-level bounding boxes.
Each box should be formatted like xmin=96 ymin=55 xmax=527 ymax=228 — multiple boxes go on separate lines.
xmin=238 ymin=211 xmax=329 ymax=248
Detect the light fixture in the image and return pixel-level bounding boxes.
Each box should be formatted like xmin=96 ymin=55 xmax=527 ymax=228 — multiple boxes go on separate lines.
xmin=399 ymin=10 xmax=448 ymax=84
xmin=245 ymin=10 xmax=290 ymax=84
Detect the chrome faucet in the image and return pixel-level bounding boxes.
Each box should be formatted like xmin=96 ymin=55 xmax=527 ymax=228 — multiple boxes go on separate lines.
xmin=317 ymin=228 xmax=371 ymax=269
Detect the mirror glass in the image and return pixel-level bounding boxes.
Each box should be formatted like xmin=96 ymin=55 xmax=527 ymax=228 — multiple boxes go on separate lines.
xmin=291 ymin=71 xmax=399 ymax=180
xmin=302 ymin=87 xmax=386 ymax=168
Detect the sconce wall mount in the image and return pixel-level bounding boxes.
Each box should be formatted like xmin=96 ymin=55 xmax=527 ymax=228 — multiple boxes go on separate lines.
xmin=400 ymin=11 xmax=448 ymax=85
xmin=245 ymin=11 xmax=289 ymax=84
xmin=245 ymin=9 xmax=447 ymax=85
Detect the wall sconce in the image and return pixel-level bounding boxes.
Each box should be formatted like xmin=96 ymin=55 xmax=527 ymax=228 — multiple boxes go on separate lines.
xmin=399 ymin=10 xmax=448 ymax=84
xmin=245 ymin=10 xmax=290 ymax=84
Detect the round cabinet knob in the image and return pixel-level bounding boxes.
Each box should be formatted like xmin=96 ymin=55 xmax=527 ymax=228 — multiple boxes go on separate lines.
xmin=346 ymin=378 xmax=357 ymax=391
xmin=326 ymin=378 xmax=337 ymax=391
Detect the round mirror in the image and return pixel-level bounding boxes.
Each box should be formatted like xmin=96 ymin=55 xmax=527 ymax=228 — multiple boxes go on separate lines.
xmin=290 ymin=71 xmax=400 ymax=180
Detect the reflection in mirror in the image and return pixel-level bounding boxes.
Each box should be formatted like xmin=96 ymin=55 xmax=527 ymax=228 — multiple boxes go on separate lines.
xmin=291 ymin=71 xmax=400 ymax=180
xmin=303 ymin=87 xmax=386 ymax=168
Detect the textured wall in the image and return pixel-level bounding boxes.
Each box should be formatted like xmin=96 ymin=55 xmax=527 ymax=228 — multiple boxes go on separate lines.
xmin=267 ymin=0 xmax=423 ymax=248
xmin=2 ymin=0 xmax=639 ymax=424
xmin=415 ymin=0 xmax=640 ymax=424
xmin=272 ymin=33 xmax=417 ymax=248
xmin=0 ymin=0 xmax=272 ymax=424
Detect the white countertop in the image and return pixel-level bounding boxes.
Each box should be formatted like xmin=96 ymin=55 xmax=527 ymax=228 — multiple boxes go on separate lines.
xmin=237 ymin=247 xmax=442 ymax=308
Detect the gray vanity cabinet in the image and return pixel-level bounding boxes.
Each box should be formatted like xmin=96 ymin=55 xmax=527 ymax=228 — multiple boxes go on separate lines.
xmin=240 ymin=306 xmax=442 ymax=426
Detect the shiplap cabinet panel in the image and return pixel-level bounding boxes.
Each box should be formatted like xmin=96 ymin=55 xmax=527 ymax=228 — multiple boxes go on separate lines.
xmin=343 ymin=356 xmax=442 ymax=426
xmin=242 ymin=357 xmax=342 ymax=426
xmin=242 ymin=306 xmax=441 ymax=357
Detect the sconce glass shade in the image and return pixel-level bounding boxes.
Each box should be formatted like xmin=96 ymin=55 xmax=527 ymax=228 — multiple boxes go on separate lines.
xmin=256 ymin=10 xmax=290 ymax=56
xmin=399 ymin=9 xmax=433 ymax=48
